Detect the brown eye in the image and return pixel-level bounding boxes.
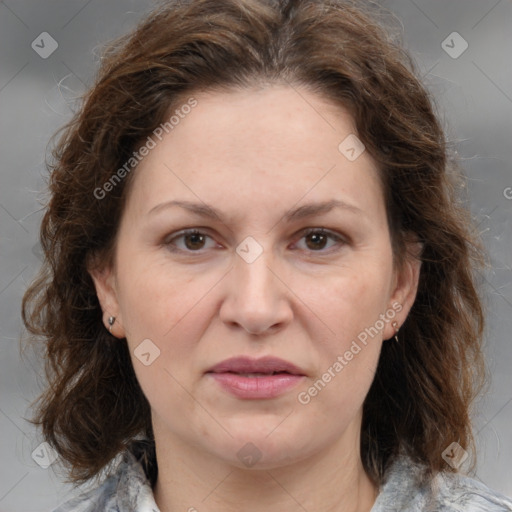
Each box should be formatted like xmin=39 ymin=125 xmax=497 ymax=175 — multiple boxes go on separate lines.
xmin=165 ymin=229 xmax=217 ymax=252
xmin=295 ymin=228 xmax=344 ymax=252
xmin=183 ymin=232 xmax=206 ymax=250
xmin=305 ymin=231 xmax=329 ymax=250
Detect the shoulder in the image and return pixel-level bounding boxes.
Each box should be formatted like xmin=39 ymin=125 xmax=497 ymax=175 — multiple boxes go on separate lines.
xmin=52 ymin=451 xmax=159 ymax=512
xmin=435 ymin=471 xmax=512 ymax=511
xmin=372 ymin=455 xmax=512 ymax=512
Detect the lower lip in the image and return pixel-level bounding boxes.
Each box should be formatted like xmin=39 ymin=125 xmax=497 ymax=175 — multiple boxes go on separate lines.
xmin=207 ymin=372 xmax=304 ymax=399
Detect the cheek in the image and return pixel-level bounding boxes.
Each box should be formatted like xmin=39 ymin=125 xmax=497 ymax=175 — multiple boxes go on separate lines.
xmin=118 ymin=275 xmax=207 ymax=422
xmin=300 ymin=264 xmax=391 ymax=396
xmin=115 ymin=254 xmax=214 ymax=383
xmin=311 ymin=266 xmax=392 ymax=336
xmin=115 ymin=249 xmax=202 ymax=338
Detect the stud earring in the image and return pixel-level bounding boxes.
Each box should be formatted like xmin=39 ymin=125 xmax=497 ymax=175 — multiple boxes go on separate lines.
xmin=108 ymin=316 xmax=116 ymax=333
xmin=392 ymin=321 xmax=399 ymax=343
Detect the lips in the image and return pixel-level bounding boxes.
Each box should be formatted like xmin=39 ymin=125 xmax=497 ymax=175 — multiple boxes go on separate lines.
xmin=206 ymin=356 xmax=306 ymax=399
xmin=206 ymin=356 xmax=306 ymax=376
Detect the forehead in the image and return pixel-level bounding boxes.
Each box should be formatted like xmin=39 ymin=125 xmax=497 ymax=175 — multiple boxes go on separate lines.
xmin=126 ymin=85 xmax=384 ymax=223
xmin=162 ymin=85 xmax=359 ymax=165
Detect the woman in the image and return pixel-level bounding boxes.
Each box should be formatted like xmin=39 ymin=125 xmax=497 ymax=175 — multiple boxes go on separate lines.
xmin=22 ymin=0 xmax=512 ymax=510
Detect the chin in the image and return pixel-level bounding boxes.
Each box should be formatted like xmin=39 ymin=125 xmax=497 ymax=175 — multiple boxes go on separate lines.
xmin=205 ymin=424 xmax=317 ymax=470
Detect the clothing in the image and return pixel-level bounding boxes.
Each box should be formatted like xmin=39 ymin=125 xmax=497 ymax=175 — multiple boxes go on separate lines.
xmin=53 ymin=449 xmax=512 ymax=512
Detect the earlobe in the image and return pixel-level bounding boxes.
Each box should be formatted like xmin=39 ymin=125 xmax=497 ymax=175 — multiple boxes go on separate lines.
xmin=88 ymin=263 xmax=125 ymax=338
xmin=108 ymin=315 xmax=116 ymax=333
xmin=384 ymin=241 xmax=423 ymax=341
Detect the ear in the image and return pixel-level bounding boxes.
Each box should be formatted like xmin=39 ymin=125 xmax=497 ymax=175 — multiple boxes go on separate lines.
xmin=383 ymin=240 xmax=422 ymax=341
xmin=87 ymin=257 xmax=126 ymax=339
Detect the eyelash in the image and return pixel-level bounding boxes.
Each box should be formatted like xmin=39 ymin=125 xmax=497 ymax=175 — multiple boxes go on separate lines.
xmin=164 ymin=227 xmax=346 ymax=255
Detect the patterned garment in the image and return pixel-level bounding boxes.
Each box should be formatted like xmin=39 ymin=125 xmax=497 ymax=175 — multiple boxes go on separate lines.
xmin=53 ymin=449 xmax=512 ymax=512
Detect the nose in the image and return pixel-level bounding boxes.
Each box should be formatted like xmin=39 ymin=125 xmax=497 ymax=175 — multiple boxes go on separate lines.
xmin=219 ymin=248 xmax=293 ymax=336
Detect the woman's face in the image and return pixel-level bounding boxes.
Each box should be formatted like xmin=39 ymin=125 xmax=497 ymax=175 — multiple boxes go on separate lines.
xmin=91 ymin=85 xmax=420 ymax=469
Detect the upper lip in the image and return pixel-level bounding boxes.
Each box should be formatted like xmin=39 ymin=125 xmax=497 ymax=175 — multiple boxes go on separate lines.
xmin=207 ymin=356 xmax=306 ymax=376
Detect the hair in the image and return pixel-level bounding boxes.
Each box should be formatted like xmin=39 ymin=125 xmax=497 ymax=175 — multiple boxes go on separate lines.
xmin=22 ymin=0 xmax=486 ymax=486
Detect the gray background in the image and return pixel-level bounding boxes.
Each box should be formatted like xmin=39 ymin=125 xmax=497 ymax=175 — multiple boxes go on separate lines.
xmin=0 ymin=0 xmax=511 ymax=510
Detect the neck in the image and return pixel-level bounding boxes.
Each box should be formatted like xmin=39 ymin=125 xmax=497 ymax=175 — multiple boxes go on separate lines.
xmin=153 ymin=418 xmax=378 ymax=512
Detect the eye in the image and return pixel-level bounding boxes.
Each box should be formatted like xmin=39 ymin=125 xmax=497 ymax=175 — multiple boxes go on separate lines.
xmin=165 ymin=229 xmax=218 ymax=252
xmin=293 ymin=228 xmax=345 ymax=252
xmin=164 ymin=227 xmax=346 ymax=254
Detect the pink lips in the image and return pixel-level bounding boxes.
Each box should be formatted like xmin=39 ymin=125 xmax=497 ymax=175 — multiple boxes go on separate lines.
xmin=206 ymin=356 xmax=306 ymax=399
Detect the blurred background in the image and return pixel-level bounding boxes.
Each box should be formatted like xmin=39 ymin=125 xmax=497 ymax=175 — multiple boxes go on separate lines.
xmin=0 ymin=0 xmax=511 ymax=510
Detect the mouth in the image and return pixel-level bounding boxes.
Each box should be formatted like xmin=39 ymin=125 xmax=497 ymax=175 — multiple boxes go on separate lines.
xmin=206 ymin=355 xmax=306 ymax=376
xmin=206 ymin=356 xmax=306 ymax=399
xmin=220 ymin=371 xmax=294 ymax=377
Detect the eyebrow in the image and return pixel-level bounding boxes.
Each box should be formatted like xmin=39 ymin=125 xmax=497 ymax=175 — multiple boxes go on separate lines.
xmin=147 ymin=198 xmax=364 ymax=222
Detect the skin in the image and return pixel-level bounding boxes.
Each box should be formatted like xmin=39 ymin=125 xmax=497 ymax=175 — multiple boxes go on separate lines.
xmin=90 ymin=85 xmax=421 ymax=512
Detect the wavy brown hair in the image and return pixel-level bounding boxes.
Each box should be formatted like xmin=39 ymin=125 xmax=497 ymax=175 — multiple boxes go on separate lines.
xmin=22 ymin=0 xmax=486 ymax=486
